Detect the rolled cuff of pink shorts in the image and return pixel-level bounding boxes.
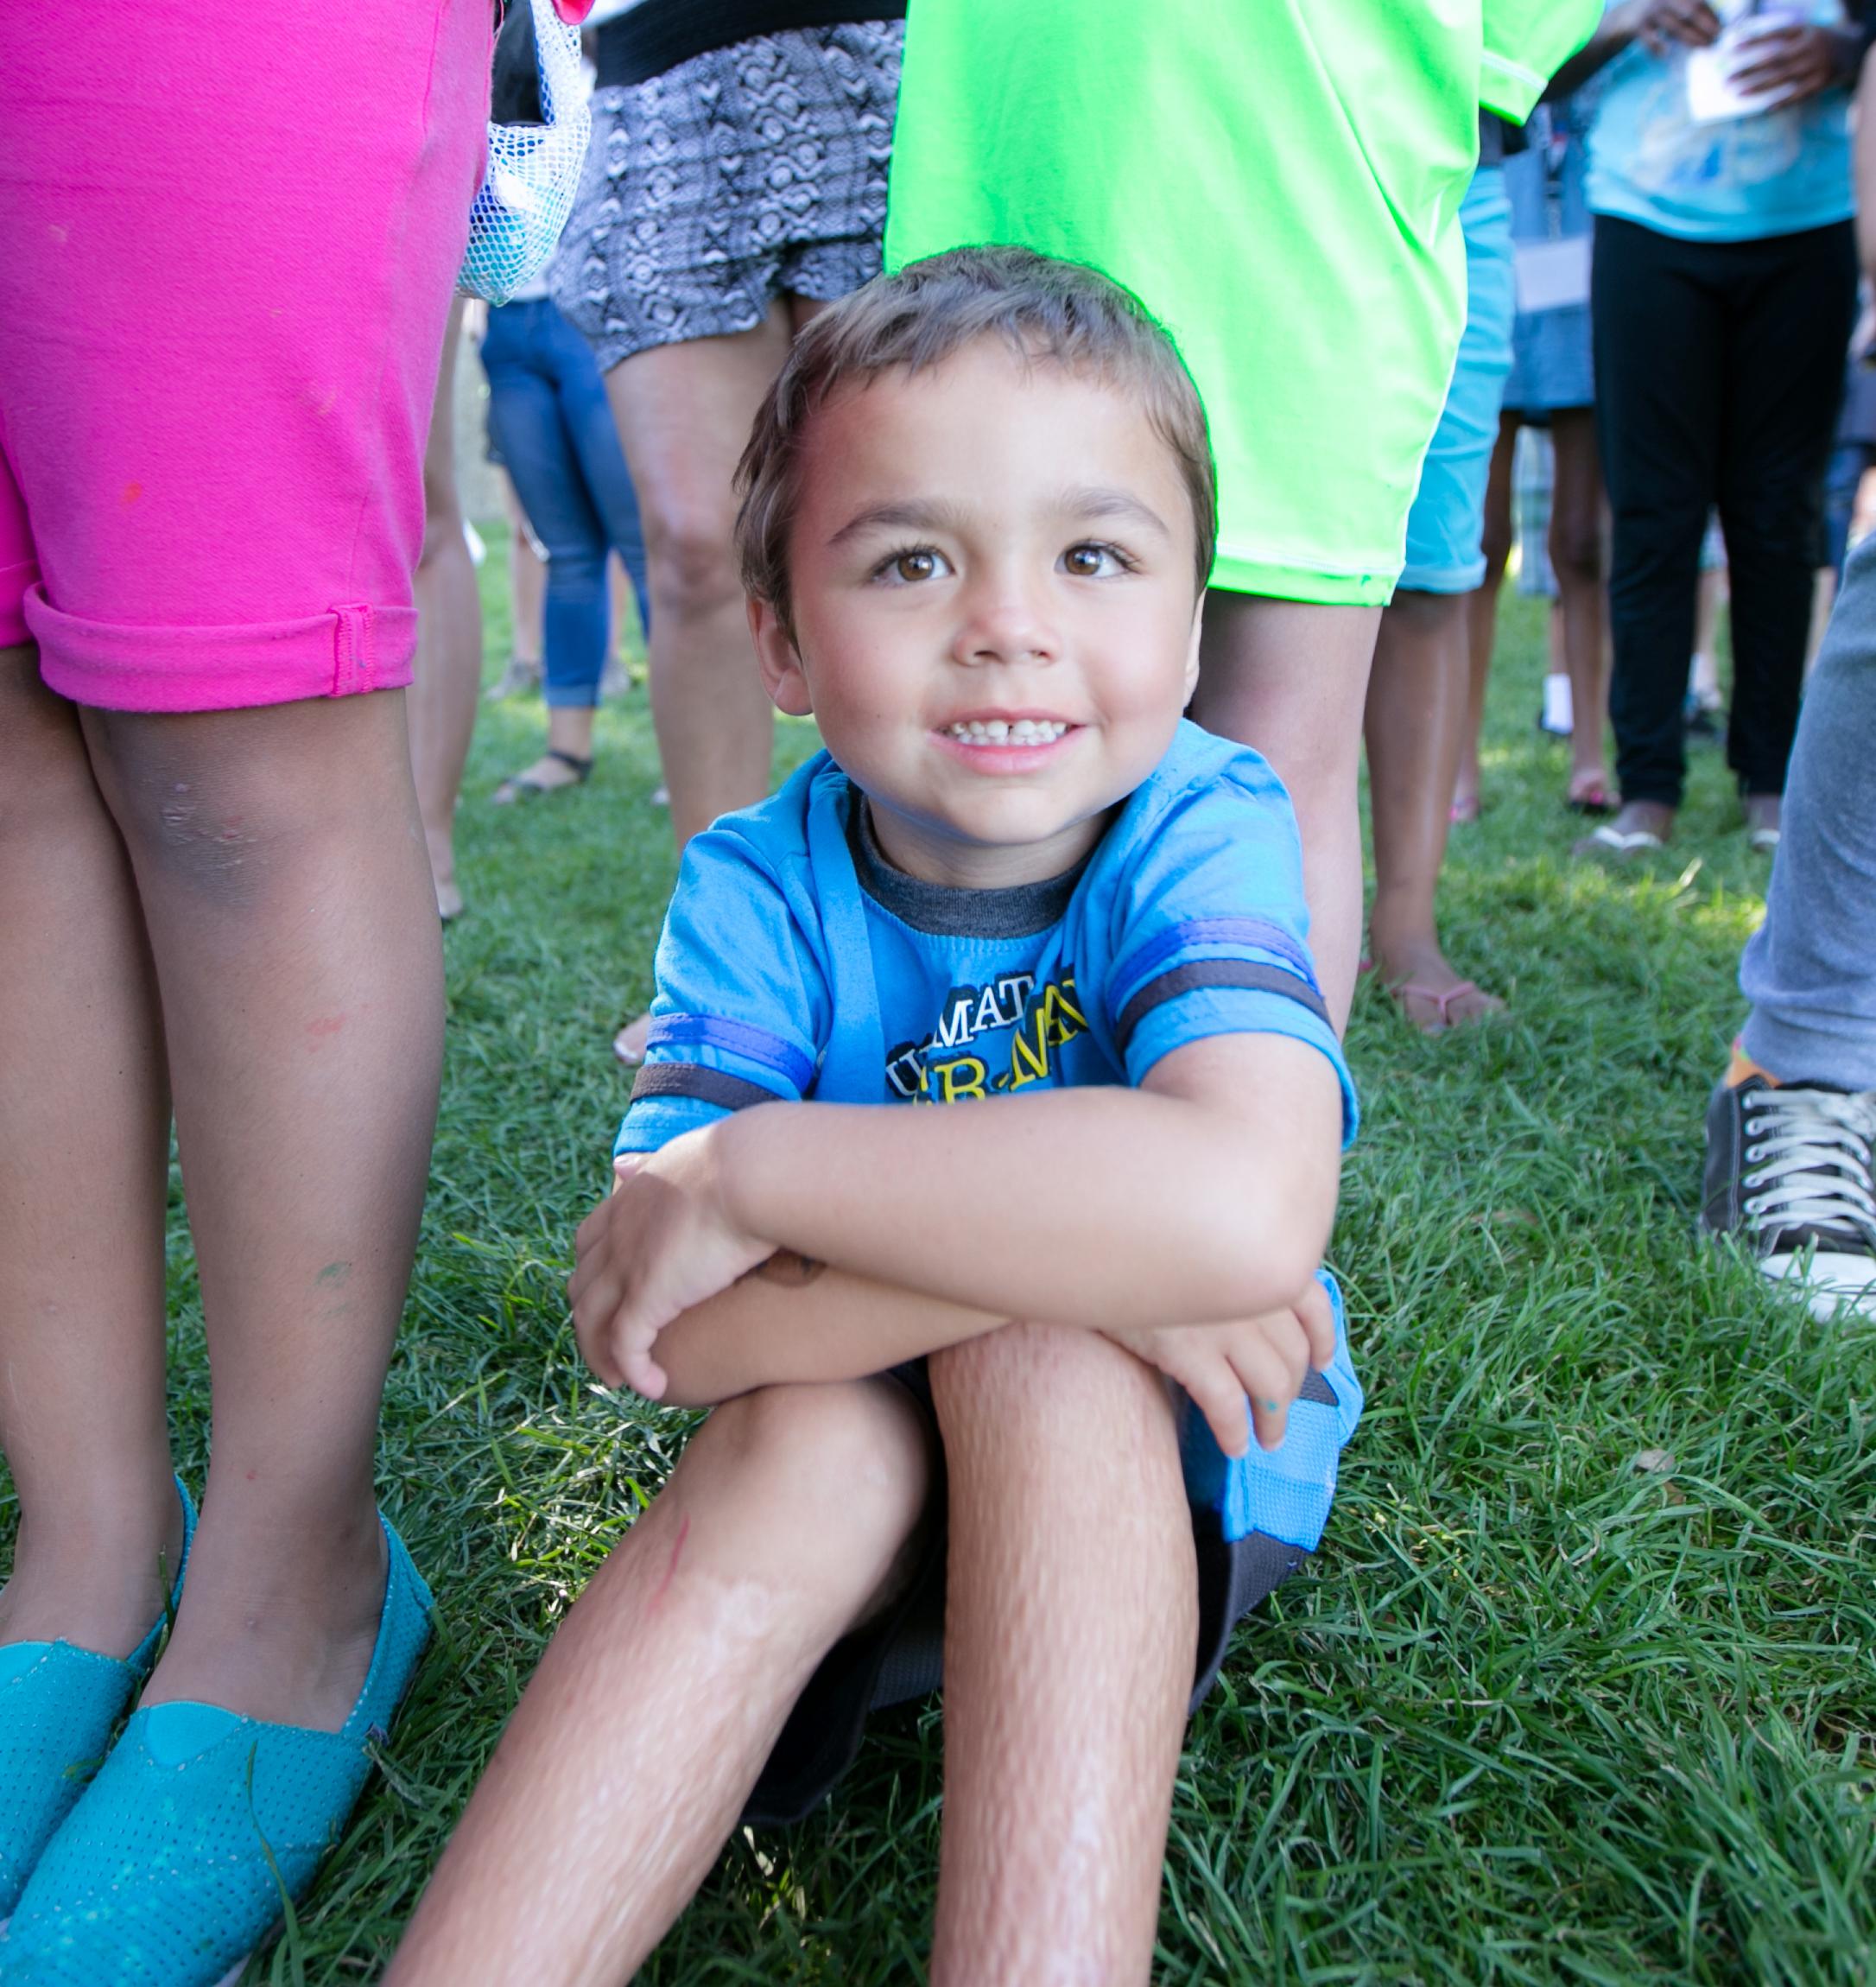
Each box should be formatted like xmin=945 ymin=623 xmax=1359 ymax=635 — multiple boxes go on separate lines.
xmin=25 ymin=587 xmax=418 ymax=712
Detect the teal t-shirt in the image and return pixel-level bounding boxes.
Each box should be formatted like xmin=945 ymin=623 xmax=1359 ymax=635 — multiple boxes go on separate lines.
xmin=1587 ymin=1 xmax=1854 ymax=241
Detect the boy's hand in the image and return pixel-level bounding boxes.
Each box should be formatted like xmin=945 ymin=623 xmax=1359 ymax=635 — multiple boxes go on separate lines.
xmin=568 ymin=1127 xmax=771 ymax=1399
xmin=1103 ymin=1279 xmax=1336 ymax=1457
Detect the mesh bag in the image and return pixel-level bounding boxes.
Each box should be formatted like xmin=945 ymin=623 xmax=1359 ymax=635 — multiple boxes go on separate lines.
xmin=458 ymin=0 xmax=591 ymax=305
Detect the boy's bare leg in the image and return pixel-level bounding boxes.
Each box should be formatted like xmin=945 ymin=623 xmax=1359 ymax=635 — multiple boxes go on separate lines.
xmin=928 ymin=1324 xmax=1196 ymax=1987
xmin=386 ymin=1378 xmax=930 ymax=1987
xmin=1190 ymin=595 xmax=1382 ymax=1032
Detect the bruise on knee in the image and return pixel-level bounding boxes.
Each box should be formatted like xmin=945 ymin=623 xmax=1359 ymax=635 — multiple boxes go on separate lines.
xmin=81 ymin=710 xmax=276 ymax=908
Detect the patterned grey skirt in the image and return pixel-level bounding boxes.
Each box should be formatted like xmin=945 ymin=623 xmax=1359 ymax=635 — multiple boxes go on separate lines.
xmin=551 ymin=22 xmax=903 ymax=372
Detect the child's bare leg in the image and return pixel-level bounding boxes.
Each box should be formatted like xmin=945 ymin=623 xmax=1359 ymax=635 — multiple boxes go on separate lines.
xmin=79 ymin=690 xmax=443 ymax=1731
xmin=387 ymin=1378 xmax=931 ymax=1987
xmin=1366 ymin=589 xmax=1505 ymax=1032
xmin=409 ymin=299 xmax=483 ymax=921
xmin=0 ymin=655 xmax=181 ymax=1656
xmin=928 ymin=1324 xmax=1195 ymax=1987
xmin=1190 ymin=595 xmax=1381 ymax=1032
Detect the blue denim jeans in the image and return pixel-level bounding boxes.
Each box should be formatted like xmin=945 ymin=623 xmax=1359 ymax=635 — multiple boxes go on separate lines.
xmin=1740 ymin=528 xmax=1876 ymax=1090
xmin=481 ymin=297 xmax=650 ymax=708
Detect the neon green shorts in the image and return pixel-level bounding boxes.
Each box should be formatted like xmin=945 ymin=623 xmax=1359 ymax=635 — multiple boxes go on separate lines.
xmin=884 ymin=0 xmax=1598 ymax=602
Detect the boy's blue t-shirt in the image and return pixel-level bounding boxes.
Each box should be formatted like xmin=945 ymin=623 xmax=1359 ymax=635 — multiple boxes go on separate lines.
xmin=613 ymin=721 xmax=1362 ymax=1553
xmin=616 ymin=720 xmax=1356 ymax=1155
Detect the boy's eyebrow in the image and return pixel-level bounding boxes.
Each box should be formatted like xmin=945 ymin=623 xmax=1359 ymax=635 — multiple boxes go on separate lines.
xmin=827 ymin=498 xmax=973 ymax=547
xmin=827 ymin=487 xmax=1171 ymax=546
xmin=1056 ymin=486 xmax=1173 ymax=537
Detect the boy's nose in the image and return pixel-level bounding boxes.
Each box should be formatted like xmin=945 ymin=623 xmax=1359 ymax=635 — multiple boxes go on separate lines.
xmin=951 ymin=574 xmax=1061 ymax=668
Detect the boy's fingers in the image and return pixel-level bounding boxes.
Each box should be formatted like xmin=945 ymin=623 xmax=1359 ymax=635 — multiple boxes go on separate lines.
xmin=1296 ymin=1280 xmax=1338 ymax=1371
xmin=1183 ymin=1362 xmax=1253 ymax=1459
xmin=1225 ymin=1336 xmax=1301 ymax=1452
xmin=1255 ymin=1308 xmax=1311 ymax=1399
xmin=620 ymin=1348 xmax=668 ymax=1401
xmin=1248 ymin=1389 xmax=1290 ymax=1453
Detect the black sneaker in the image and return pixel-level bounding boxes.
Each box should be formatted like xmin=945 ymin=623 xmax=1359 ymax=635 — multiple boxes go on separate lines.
xmin=1702 ymin=1077 xmax=1876 ymax=1318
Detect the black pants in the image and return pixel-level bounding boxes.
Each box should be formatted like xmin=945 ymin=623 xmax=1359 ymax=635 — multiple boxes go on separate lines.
xmin=1592 ymin=213 xmax=1856 ymax=807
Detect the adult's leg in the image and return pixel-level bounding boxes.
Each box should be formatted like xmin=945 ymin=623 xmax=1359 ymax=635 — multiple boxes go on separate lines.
xmin=1740 ymin=532 xmax=1876 ymax=1087
xmin=0 ymin=656 xmax=181 ymax=1659
xmin=1189 ymin=597 xmax=1381 ymax=1032
xmin=603 ymin=308 xmax=793 ymax=850
xmin=928 ymin=1323 xmax=1195 ymax=1987
xmin=81 ymin=689 xmax=443 ymax=1732
xmin=484 ymin=304 xmax=612 ymax=797
xmin=1717 ymin=221 xmax=1858 ymax=828
xmin=1455 ymin=412 xmax=1522 ymax=817
xmin=384 ymin=1379 xmax=930 ymax=1987
xmin=409 ymin=298 xmax=485 ymax=918
xmin=1591 ymin=218 xmax=1722 ymax=838
xmin=1549 ymin=406 xmax=1611 ymax=799
xmin=1365 ymin=589 xmax=1504 ymax=1030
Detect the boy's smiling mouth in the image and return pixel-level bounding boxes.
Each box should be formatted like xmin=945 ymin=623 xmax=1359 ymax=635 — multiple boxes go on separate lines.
xmin=932 ymin=713 xmax=1081 ymax=774
xmin=941 ymin=716 xmax=1073 ymax=746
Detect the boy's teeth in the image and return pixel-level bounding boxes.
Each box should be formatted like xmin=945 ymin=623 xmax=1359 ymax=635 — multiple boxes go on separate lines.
xmin=946 ymin=719 xmax=1069 ymax=745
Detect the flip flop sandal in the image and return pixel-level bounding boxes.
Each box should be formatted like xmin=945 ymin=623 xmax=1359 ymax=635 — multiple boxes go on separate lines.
xmin=492 ymin=748 xmax=593 ymax=804
xmin=1387 ymin=979 xmax=1497 ymax=1033
xmin=1565 ymin=782 xmax=1615 ymax=816
xmin=1578 ymin=823 xmax=1664 ymax=857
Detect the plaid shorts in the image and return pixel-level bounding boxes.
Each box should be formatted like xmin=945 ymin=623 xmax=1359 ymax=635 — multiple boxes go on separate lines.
xmin=551 ymin=22 xmax=903 ymax=371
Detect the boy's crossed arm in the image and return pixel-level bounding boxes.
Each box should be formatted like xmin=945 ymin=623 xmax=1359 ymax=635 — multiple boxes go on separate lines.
xmin=569 ymin=1030 xmax=1342 ymax=1453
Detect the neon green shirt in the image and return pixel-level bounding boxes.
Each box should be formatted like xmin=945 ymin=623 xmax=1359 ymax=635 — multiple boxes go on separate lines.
xmin=884 ymin=1 xmax=1600 ymax=601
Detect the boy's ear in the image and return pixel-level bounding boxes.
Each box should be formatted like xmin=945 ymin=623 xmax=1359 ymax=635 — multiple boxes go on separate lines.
xmin=749 ymin=596 xmax=814 ymax=717
xmin=1182 ymin=595 xmax=1204 ymax=704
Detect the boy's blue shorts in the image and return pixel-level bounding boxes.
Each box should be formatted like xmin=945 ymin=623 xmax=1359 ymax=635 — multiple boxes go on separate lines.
xmin=741 ymin=1275 xmax=1361 ymax=1828
xmin=1398 ymin=166 xmax=1516 ymax=595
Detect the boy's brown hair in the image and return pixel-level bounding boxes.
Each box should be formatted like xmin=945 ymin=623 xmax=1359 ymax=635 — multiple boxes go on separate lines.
xmin=733 ymin=245 xmax=1218 ymax=635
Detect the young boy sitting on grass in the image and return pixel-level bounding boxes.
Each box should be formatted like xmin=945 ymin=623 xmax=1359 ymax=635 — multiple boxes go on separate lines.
xmin=387 ymin=246 xmax=1360 ymax=1987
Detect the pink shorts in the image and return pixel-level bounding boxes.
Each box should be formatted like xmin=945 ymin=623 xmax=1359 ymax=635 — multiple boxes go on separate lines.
xmin=0 ymin=3 xmax=490 ymax=711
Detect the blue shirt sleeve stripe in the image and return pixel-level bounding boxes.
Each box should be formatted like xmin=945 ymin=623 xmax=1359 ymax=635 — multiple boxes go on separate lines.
xmin=1110 ymin=917 xmax=1320 ymax=1022
xmin=1113 ymin=959 xmax=1332 ymax=1052
xmin=644 ymin=1013 xmax=817 ymax=1093
xmin=627 ymin=1063 xmax=790 ymax=1114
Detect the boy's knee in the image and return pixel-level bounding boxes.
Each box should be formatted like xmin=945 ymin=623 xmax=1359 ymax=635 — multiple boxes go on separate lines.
xmin=700 ymin=1380 xmax=931 ymax=1567
xmin=933 ymin=1324 xmax=1171 ymax=1453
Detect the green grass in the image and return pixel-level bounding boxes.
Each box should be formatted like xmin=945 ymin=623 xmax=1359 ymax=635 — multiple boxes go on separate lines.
xmin=19 ymin=544 xmax=1876 ymax=1984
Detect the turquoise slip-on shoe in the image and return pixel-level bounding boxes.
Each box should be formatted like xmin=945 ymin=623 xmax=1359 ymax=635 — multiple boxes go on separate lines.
xmin=0 ymin=1514 xmax=432 ymax=1987
xmin=0 ymin=1477 xmax=197 ymax=1920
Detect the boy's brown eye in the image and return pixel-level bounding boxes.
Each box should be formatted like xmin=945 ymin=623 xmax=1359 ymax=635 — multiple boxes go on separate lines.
xmin=894 ymin=550 xmax=938 ymax=581
xmin=1064 ymin=545 xmax=1106 ymax=576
